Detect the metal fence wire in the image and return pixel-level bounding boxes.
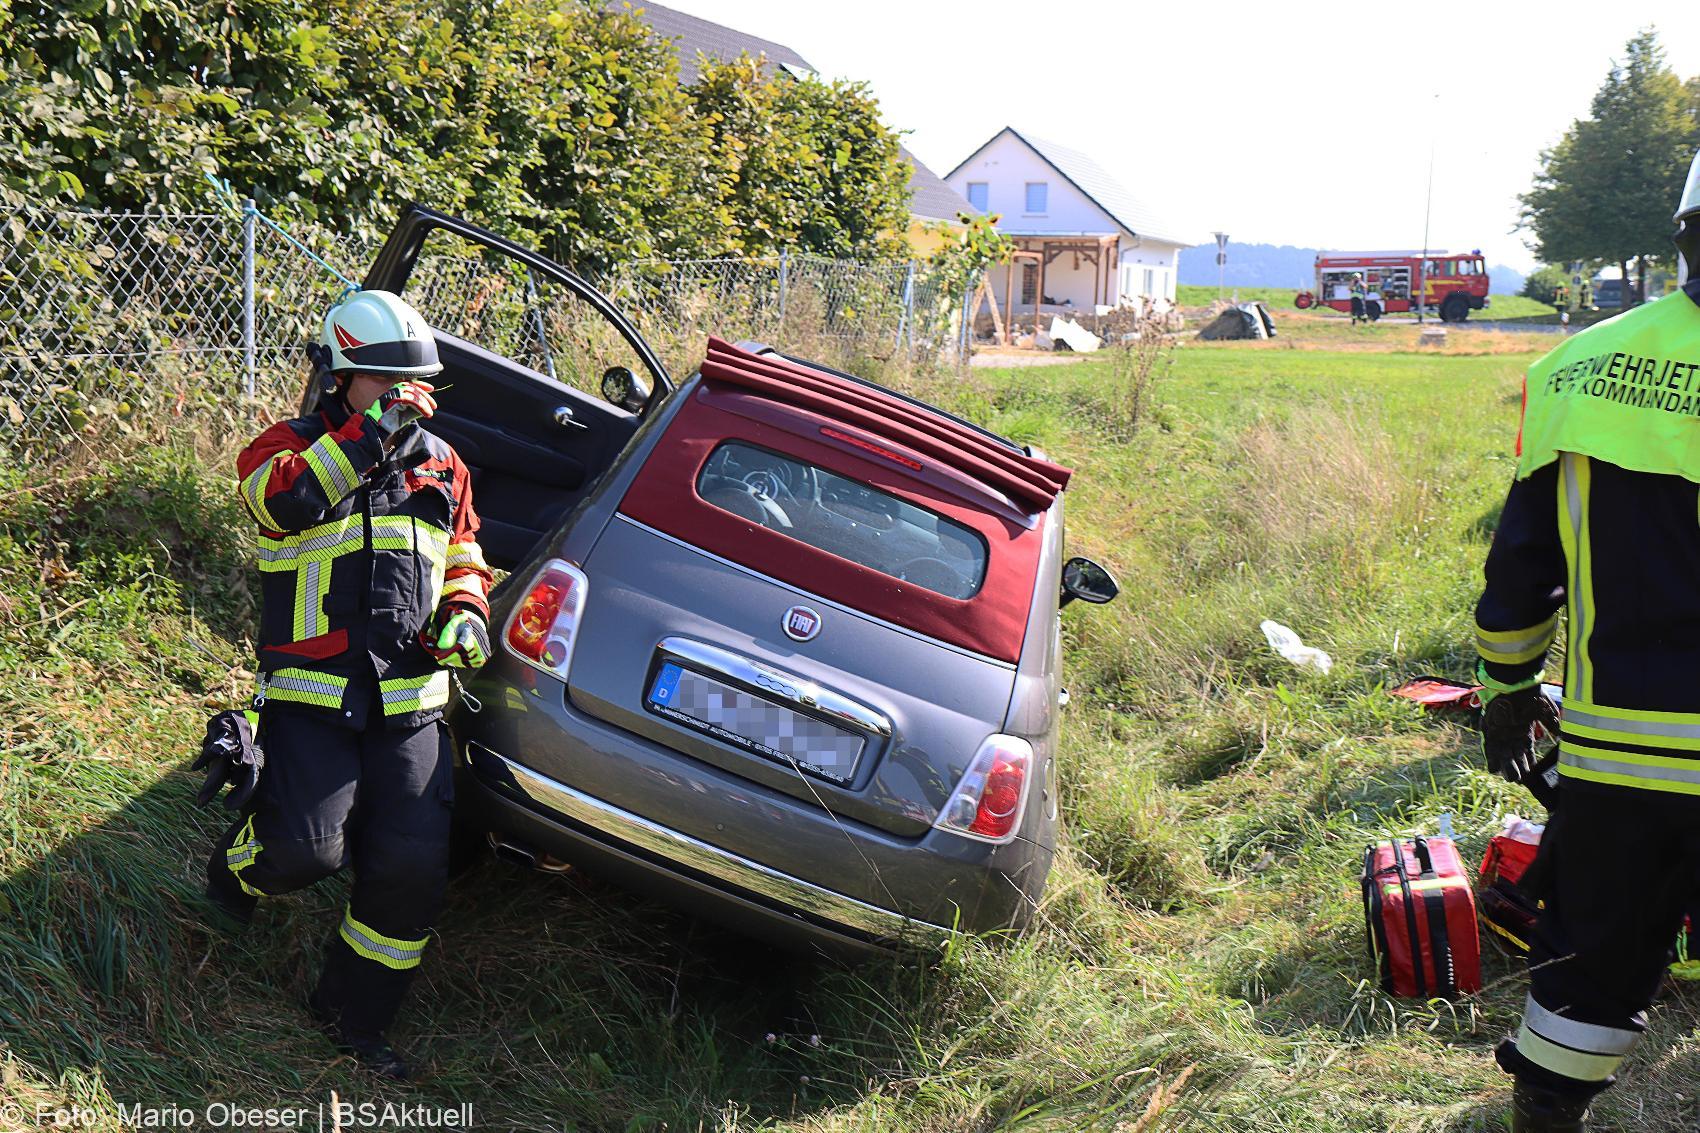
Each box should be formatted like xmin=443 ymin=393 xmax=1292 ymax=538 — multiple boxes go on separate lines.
xmin=0 ymin=206 xmax=970 ymax=454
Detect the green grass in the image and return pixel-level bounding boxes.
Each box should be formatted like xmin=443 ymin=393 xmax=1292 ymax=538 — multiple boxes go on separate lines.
xmin=4 ymin=347 xmax=1699 ymax=1131
xmin=1177 ymin=285 xmax=1303 ymax=309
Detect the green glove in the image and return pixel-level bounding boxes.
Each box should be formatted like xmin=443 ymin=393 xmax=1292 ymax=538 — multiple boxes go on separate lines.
xmin=428 ymin=609 xmax=489 ymax=669
xmin=364 ymin=380 xmax=437 ymax=442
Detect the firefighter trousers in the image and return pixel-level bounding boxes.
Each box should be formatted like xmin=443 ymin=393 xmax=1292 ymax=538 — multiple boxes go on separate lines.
xmin=1496 ymin=787 xmax=1700 ymax=1097
xmin=209 ymin=696 xmax=453 ymax=1037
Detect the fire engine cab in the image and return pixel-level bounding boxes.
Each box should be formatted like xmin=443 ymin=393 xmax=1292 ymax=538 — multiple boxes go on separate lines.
xmin=1295 ymin=250 xmax=1490 ymax=322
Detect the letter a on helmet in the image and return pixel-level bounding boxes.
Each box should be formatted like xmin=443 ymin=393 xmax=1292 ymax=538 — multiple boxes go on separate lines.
xmin=321 ymin=291 xmax=443 ymax=379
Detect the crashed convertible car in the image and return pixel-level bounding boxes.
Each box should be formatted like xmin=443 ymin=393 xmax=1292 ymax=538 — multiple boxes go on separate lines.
xmin=356 ymin=207 xmax=1119 ymax=953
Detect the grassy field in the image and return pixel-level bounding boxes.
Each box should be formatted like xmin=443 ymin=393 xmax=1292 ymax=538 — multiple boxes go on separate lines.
xmin=4 ymin=336 xmax=1698 ymax=1132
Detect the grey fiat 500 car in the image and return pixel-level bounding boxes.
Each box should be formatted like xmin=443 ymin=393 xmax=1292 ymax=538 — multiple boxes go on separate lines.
xmin=357 ymin=207 xmax=1118 ymax=953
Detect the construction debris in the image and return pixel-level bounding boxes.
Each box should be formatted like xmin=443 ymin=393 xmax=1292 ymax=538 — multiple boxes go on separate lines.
xmin=1047 ymin=316 xmax=1101 ymax=353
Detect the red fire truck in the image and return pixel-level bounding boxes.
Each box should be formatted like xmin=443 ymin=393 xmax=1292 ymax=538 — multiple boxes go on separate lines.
xmin=1294 ymin=250 xmax=1490 ymax=322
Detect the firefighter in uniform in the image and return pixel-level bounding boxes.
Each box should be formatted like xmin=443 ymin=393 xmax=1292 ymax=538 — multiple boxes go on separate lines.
xmin=204 ymin=289 xmax=493 ymax=1079
xmin=1472 ymin=153 xmax=1700 ymax=1130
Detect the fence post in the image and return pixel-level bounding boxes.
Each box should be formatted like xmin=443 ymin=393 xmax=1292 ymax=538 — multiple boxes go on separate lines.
xmin=524 ymin=268 xmax=558 ymax=381
xmin=242 ymin=199 xmax=257 ymax=398
xmin=958 ymin=285 xmax=970 ymax=365
xmin=895 ymin=262 xmax=915 ymax=353
xmin=777 ymin=250 xmax=789 ymax=331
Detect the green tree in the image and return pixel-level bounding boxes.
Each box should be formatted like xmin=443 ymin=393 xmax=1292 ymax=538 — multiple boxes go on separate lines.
xmin=0 ymin=0 xmax=914 ymax=268
xmin=1520 ymin=29 xmax=1691 ymax=305
xmin=691 ymin=56 xmax=910 ymax=261
xmin=1520 ymin=264 xmax=1567 ymax=305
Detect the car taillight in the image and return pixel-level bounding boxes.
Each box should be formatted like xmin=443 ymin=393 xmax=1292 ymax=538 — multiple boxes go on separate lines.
xmin=503 ymin=559 xmax=588 ymax=679
xmin=935 ymin=734 xmax=1034 ymax=843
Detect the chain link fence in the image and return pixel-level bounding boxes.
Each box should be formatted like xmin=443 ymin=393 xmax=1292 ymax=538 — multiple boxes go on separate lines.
xmin=1 ymin=207 xmax=971 ymax=455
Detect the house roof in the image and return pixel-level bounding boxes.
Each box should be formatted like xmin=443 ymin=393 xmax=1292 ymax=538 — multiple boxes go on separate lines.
xmin=901 ymin=151 xmax=975 ymax=224
xmin=632 ymin=0 xmax=816 ymax=85
xmin=628 ymin=1 xmax=976 ymax=224
xmin=947 ymin=127 xmax=1195 ymax=247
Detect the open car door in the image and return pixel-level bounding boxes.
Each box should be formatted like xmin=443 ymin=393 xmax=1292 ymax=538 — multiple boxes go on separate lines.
xmin=360 ymin=205 xmax=673 ymax=569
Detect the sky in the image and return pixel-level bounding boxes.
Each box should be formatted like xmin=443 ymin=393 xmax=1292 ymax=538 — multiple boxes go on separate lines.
xmin=658 ymin=0 xmax=1700 ymax=273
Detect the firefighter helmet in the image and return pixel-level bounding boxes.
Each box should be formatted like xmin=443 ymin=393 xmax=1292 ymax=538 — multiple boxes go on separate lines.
xmin=1676 ymin=149 xmax=1700 ymax=223
xmin=320 ymin=290 xmax=442 ymax=379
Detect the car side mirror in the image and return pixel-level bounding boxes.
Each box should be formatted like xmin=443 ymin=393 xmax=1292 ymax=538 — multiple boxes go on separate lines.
xmin=1060 ymin=556 xmax=1119 ymax=607
xmin=601 ymin=365 xmax=651 ymax=414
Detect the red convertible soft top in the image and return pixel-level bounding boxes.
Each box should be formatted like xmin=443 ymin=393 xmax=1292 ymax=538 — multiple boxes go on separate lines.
xmin=699 ymin=337 xmax=1072 ymax=513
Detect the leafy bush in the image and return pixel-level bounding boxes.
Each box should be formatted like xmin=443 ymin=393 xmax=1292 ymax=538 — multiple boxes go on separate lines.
xmin=0 ymin=0 xmax=913 ymax=272
xmin=1521 ymin=264 xmax=1567 ymax=305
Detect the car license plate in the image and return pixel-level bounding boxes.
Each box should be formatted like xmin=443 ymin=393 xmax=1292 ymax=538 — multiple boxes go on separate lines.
xmin=647 ymin=662 xmax=864 ymax=786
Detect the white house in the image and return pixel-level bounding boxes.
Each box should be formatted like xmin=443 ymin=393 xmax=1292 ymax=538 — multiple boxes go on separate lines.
xmin=944 ymin=127 xmax=1195 ymax=313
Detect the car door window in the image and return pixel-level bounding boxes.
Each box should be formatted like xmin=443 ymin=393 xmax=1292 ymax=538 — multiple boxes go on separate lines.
xmin=404 ymin=229 xmax=654 ymax=405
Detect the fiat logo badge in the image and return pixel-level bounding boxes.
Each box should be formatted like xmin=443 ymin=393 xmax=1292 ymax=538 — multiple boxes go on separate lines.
xmin=782 ymin=605 xmax=822 ymax=642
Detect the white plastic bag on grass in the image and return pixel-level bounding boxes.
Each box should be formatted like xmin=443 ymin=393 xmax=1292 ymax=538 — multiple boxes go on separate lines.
xmin=1260 ymin=620 xmax=1333 ymax=674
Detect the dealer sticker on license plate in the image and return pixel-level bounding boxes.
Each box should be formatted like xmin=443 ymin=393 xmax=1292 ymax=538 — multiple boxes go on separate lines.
xmin=647 ymin=662 xmax=864 ymax=785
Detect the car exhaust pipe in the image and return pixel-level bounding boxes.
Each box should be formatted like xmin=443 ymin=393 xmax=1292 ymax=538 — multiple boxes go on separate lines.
xmin=486 ymin=833 xmax=573 ymax=874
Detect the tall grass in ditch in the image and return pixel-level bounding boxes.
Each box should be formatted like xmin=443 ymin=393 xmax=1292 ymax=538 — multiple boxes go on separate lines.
xmin=9 ymin=336 xmax=1693 ymax=1130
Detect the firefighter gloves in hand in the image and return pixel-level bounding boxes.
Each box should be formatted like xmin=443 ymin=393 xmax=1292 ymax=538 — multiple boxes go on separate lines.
xmin=193 ymin=710 xmax=266 ymax=811
xmin=424 ymin=609 xmax=489 ymax=670
xmin=1478 ymin=664 xmax=1560 ymax=786
xmin=365 ymin=381 xmax=437 ymax=442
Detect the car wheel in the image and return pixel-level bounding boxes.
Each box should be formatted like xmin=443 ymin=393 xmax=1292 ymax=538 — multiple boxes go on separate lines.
xmin=1441 ymin=295 xmax=1469 ymax=323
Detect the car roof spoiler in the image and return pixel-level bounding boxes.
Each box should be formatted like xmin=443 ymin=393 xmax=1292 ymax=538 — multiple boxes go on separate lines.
xmin=706 ymin=337 xmax=1071 ymax=513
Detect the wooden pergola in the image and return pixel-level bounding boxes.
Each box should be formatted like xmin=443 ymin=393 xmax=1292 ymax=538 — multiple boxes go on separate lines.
xmin=994 ymin=234 xmax=1121 ymax=344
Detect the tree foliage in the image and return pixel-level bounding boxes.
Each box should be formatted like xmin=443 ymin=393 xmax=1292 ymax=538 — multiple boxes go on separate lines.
xmin=1520 ymin=264 xmax=1567 ymax=305
xmin=0 ymin=0 xmax=913 ymax=270
xmin=692 ymin=57 xmax=910 ymax=262
xmin=1520 ymin=30 xmax=1695 ymax=287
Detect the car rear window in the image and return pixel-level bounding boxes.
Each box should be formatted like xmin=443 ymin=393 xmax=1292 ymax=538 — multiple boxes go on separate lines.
xmin=697 ymin=442 xmax=988 ymax=599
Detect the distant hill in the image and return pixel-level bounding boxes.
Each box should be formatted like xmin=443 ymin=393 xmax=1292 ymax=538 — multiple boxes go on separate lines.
xmin=1178 ymin=242 xmax=1528 ymax=295
xmin=1176 ymin=243 xmax=1317 ymax=290
xmin=1487 ymin=264 xmax=1525 ymax=295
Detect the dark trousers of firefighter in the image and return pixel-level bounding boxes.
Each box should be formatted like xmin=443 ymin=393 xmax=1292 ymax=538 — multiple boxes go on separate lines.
xmin=211 ymin=700 xmax=452 ymax=1036
xmin=1497 ymin=787 xmax=1700 ymax=1096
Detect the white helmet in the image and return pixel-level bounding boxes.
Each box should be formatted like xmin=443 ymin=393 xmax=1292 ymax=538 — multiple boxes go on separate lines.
xmin=1676 ymin=149 xmax=1700 ymax=224
xmin=320 ymin=290 xmax=442 ymax=378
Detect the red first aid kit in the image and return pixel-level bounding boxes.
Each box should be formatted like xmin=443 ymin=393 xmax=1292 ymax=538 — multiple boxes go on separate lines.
xmin=1361 ymin=835 xmax=1481 ymax=998
xmin=1478 ymin=825 xmax=1543 ymax=954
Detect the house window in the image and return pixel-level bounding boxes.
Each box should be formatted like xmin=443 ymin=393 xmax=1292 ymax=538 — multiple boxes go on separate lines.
xmin=1143 ymin=268 xmax=1154 ymax=295
xmin=966 ymin=182 xmax=988 ymax=212
xmin=1024 ymin=182 xmax=1047 ymax=214
xmin=1021 ymin=263 xmax=1038 ymax=304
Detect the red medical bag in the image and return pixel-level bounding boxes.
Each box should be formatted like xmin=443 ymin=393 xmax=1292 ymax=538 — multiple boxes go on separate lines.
xmin=1361 ymin=835 xmax=1482 ymax=998
xmin=1478 ymin=828 xmax=1543 ymax=955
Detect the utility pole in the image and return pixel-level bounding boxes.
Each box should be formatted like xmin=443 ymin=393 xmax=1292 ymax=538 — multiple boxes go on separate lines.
xmin=1213 ymin=232 xmax=1229 ymax=303
xmin=1418 ymin=93 xmax=1438 ymax=325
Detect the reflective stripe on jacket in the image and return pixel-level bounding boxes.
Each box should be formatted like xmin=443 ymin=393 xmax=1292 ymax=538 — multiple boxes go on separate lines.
xmin=1476 ymin=452 xmax=1700 ymax=798
xmin=235 ymin=400 xmax=493 ymax=728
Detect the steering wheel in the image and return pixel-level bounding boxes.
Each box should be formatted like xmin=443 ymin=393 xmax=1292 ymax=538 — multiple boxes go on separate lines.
xmin=704 ymin=480 xmax=792 ymax=529
xmin=893 ymin=557 xmax=966 ymax=597
xmin=746 ymin=464 xmax=820 ymax=508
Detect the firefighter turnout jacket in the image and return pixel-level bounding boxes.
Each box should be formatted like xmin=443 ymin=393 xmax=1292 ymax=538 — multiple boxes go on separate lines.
xmin=1478 ymin=285 xmax=1700 ymax=799
xmin=1477 ymin=282 xmax=1700 ymax=1098
xmin=235 ymin=397 xmax=493 ymax=728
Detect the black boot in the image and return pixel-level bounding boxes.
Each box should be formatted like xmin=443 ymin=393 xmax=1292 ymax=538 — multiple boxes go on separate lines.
xmin=308 ymin=986 xmax=411 ymax=1081
xmin=204 ymin=846 xmax=256 ymax=928
xmin=1511 ymin=1079 xmax=1591 ymax=1133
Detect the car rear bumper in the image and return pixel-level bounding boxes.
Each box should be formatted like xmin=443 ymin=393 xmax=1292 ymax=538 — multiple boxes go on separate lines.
xmin=461 ymin=739 xmax=957 ymax=954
